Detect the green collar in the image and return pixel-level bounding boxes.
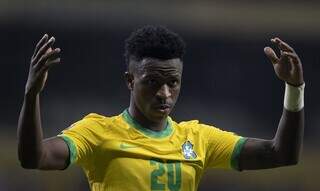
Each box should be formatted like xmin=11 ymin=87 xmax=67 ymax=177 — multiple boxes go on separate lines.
xmin=122 ymin=109 xmax=173 ymax=139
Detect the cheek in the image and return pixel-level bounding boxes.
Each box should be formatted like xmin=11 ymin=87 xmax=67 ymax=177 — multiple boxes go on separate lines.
xmin=134 ymin=86 xmax=154 ymax=104
xmin=171 ymin=87 xmax=181 ymax=100
xmin=171 ymin=89 xmax=180 ymax=103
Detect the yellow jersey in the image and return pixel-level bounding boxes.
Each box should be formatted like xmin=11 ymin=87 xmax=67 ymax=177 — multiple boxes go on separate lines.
xmin=58 ymin=109 xmax=246 ymax=191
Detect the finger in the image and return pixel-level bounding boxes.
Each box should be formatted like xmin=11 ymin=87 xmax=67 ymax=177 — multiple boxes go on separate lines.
xmin=33 ymin=36 xmax=56 ymax=64
xmin=282 ymin=51 xmax=300 ymax=64
xmin=34 ymin=48 xmax=61 ymax=71
xmin=264 ymin=47 xmax=279 ymax=64
xmin=32 ymin=34 xmax=49 ymax=58
xmin=271 ymin=37 xmax=295 ymax=53
xmin=36 ymin=58 xmax=61 ymax=77
xmin=39 ymin=58 xmax=61 ymax=73
xmin=282 ymin=51 xmax=298 ymax=59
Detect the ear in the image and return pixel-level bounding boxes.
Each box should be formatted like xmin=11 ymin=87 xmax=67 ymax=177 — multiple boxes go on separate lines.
xmin=124 ymin=71 xmax=134 ymax=91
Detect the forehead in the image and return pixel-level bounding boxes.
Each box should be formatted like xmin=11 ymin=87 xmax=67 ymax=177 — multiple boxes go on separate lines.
xmin=134 ymin=58 xmax=183 ymax=77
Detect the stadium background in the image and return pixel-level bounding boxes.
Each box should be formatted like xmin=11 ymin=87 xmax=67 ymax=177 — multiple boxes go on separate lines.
xmin=0 ymin=0 xmax=319 ymax=190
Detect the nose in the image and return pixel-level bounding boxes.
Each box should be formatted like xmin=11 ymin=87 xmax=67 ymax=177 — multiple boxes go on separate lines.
xmin=156 ymin=84 xmax=171 ymax=99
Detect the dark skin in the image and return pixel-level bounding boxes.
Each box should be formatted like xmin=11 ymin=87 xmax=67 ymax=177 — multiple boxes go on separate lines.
xmin=18 ymin=34 xmax=69 ymax=170
xmin=239 ymin=38 xmax=304 ymax=169
xmin=125 ymin=58 xmax=183 ymax=131
xmin=18 ymin=35 xmax=304 ymax=171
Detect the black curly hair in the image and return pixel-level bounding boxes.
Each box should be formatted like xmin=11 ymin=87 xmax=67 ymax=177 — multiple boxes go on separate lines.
xmin=124 ymin=25 xmax=186 ymax=70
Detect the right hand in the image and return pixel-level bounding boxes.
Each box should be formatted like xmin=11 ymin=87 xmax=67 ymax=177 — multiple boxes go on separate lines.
xmin=25 ymin=34 xmax=61 ymax=96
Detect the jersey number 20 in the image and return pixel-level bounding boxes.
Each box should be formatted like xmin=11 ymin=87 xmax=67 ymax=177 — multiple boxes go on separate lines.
xmin=150 ymin=158 xmax=181 ymax=191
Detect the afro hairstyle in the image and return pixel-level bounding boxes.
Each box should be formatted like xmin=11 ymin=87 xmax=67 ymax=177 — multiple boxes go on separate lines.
xmin=124 ymin=25 xmax=186 ymax=69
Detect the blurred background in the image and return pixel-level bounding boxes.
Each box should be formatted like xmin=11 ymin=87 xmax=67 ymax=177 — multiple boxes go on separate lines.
xmin=1 ymin=0 xmax=319 ymax=190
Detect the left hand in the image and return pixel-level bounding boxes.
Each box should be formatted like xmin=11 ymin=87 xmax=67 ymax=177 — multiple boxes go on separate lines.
xmin=264 ymin=37 xmax=304 ymax=86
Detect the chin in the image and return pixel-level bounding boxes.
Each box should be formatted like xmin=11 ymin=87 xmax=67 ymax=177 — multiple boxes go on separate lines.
xmin=148 ymin=109 xmax=171 ymax=121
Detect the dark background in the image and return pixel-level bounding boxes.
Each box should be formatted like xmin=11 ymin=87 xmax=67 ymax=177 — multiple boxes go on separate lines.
xmin=1 ymin=1 xmax=319 ymax=190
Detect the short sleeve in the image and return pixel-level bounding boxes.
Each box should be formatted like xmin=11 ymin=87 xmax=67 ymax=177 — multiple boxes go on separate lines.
xmin=57 ymin=113 xmax=105 ymax=166
xmin=202 ymin=124 xmax=247 ymax=170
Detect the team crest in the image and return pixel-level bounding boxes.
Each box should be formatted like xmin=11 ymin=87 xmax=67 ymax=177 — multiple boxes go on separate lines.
xmin=182 ymin=140 xmax=197 ymax=159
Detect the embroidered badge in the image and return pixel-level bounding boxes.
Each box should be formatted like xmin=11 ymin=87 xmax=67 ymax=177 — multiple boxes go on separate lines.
xmin=182 ymin=140 xmax=197 ymax=159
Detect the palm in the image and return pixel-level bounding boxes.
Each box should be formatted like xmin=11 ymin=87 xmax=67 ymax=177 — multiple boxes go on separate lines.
xmin=38 ymin=71 xmax=48 ymax=92
xmin=25 ymin=35 xmax=60 ymax=96
xmin=25 ymin=69 xmax=48 ymax=95
xmin=264 ymin=38 xmax=304 ymax=86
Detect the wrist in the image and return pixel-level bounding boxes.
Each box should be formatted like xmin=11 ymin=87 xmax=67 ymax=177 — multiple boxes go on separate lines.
xmin=24 ymin=89 xmax=40 ymax=101
xmin=286 ymin=80 xmax=305 ymax=87
xmin=283 ymin=82 xmax=305 ymax=112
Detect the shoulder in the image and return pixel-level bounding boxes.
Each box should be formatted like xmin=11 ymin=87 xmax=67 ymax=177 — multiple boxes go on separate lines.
xmin=175 ymin=119 xmax=219 ymax=131
xmin=177 ymin=119 xmax=200 ymax=127
xmin=171 ymin=118 xmax=221 ymax=136
xmin=65 ymin=113 xmax=119 ymax=133
xmin=83 ymin=113 xmax=110 ymax=125
xmin=173 ymin=118 xmax=238 ymax=139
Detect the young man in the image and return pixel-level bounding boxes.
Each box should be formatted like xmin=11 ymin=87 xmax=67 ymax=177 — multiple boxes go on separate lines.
xmin=18 ymin=26 xmax=305 ymax=191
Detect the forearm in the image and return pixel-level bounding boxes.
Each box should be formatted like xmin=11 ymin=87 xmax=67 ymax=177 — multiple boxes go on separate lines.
xmin=272 ymin=108 xmax=304 ymax=164
xmin=17 ymin=35 xmax=67 ymax=170
xmin=239 ymin=38 xmax=305 ymax=170
xmin=17 ymin=93 xmax=45 ymax=168
xmin=240 ymin=83 xmax=305 ymax=170
xmin=239 ymin=110 xmax=304 ymax=170
xmin=273 ymin=81 xmax=305 ymax=163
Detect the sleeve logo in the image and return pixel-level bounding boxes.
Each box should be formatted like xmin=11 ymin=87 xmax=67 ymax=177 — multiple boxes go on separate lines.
xmin=181 ymin=140 xmax=197 ymax=159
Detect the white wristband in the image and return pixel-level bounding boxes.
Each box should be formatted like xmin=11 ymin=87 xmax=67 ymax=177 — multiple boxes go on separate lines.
xmin=284 ymin=83 xmax=305 ymax=112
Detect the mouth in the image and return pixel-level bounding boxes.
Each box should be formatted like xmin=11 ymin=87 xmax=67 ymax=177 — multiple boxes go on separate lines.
xmin=153 ymin=104 xmax=171 ymax=114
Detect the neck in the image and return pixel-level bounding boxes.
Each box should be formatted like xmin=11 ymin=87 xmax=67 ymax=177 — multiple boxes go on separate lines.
xmin=128 ymin=102 xmax=167 ymax=132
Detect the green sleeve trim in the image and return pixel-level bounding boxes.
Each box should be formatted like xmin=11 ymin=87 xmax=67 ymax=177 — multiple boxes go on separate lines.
xmin=231 ymin=137 xmax=247 ymax=171
xmin=58 ymin=135 xmax=77 ymax=165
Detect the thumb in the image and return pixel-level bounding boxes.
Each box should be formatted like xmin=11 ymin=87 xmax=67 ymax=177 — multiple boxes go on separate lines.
xmin=264 ymin=47 xmax=279 ymax=65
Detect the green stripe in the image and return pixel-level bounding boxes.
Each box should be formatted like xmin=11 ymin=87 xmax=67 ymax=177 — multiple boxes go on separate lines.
xmin=231 ymin=137 xmax=247 ymax=171
xmin=122 ymin=109 xmax=173 ymax=138
xmin=58 ymin=135 xmax=77 ymax=165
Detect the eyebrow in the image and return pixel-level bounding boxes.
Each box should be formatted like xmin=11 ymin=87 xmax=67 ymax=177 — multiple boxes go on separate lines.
xmin=143 ymin=72 xmax=181 ymax=79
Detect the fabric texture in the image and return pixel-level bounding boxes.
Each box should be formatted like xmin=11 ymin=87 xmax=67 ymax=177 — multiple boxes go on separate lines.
xmin=58 ymin=110 xmax=243 ymax=191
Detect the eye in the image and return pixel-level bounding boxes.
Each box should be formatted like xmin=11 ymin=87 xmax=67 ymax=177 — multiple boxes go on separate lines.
xmin=147 ymin=79 xmax=158 ymax=86
xmin=168 ymin=80 xmax=179 ymax=87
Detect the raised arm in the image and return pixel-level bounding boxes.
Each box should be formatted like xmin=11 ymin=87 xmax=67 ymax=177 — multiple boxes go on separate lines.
xmin=239 ymin=38 xmax=305 ymax=170
xmin=17 ymin=34 xmax=69 ymax=170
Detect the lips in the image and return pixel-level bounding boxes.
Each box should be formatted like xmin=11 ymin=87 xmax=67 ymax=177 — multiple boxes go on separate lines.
xmin=154 ymin=104 xmax=171 ymax=110
xmin=153 ymin=104 xmax=171 ymax=114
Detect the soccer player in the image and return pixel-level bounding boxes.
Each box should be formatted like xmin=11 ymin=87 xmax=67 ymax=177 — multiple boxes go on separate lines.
xmin=18 ymin=26 xmax=305 ymax=191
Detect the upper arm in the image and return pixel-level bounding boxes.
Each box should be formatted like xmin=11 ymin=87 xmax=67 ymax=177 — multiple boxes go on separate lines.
xmin=239 ymin=138 xmax=283 ymax=170
xmin=38 ymin=136 xmax=70 ymax=170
